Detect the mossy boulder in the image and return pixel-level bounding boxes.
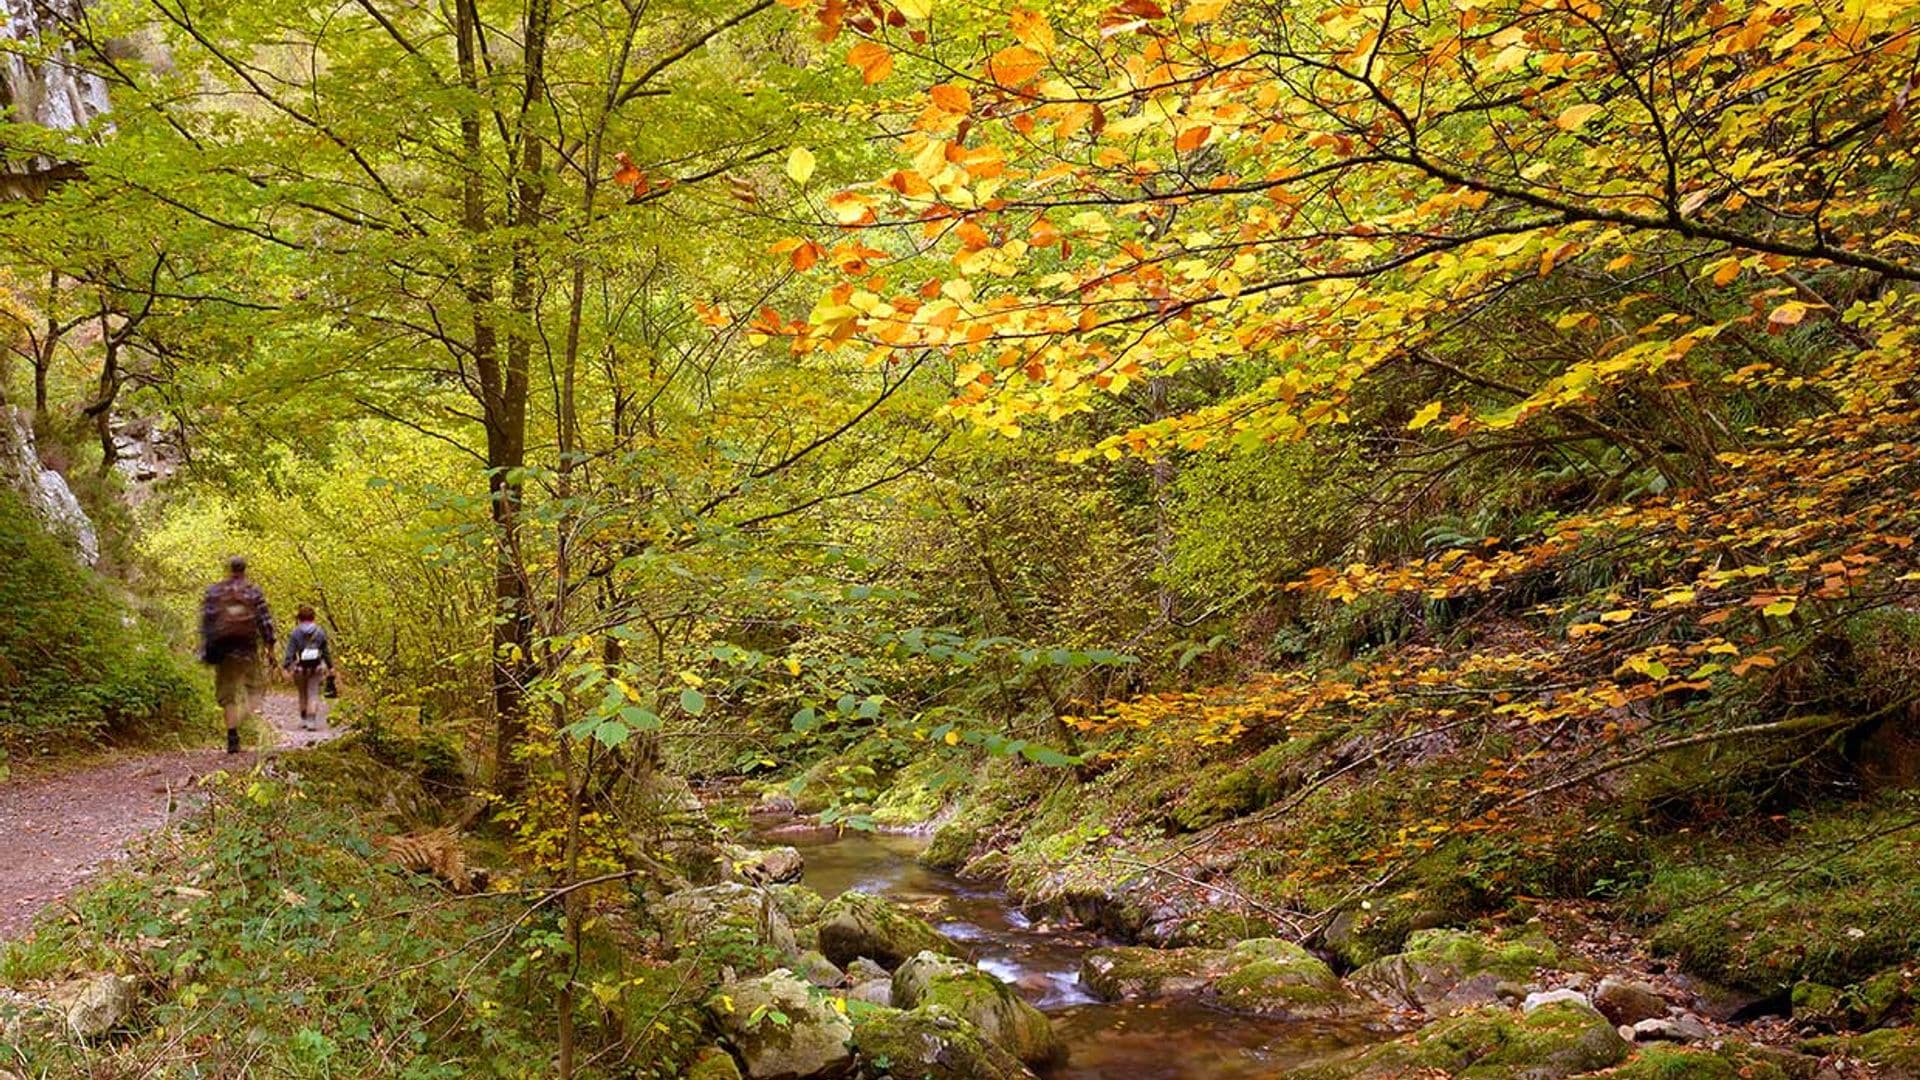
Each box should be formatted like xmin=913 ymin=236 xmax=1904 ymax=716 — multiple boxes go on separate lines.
xmin=723 ymin=845 xmax=806 ymax=886
xmin=1607 ymin=1042 xmax=1819 ymax=1080
xmin=705 ymin=969 xmax=854 ymax=1079
xmin=816 ymin=891 xmax=962 ymax=971
xmin=772 ymin=884 xmax=828 ymax=951
xmin=1212 ymin=940 xmax=1375 ymax=1019
xmin=1081 ymin=939 xmax=1373 ymax=1021
xmin=849 ymin=1004 xmax=1033 ymax=1079
xmin=659 ymin=883 xmax=798 ymax=974
xmin=1349 ymin=925 xmax=1571 ymax=1016
xmin=922 ymin=823 xmax=980 ymax=872
xmin=795 ymin=950 xmax=847 ymax=989
xmin=1292 ymin=1000 xmax=1629 ymax=1079
xmin=1793 ymin=967 xmax=1913 ymax=1031
xmin=1801 ymin=1026 xmax=1920 ymax=1075
xmin=892 ymin=952 xmax=1063 ymax=1068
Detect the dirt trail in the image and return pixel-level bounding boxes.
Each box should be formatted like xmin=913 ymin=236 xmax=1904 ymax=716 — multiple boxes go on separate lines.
xmin=0 ymin=692 xmax=338 ymax=940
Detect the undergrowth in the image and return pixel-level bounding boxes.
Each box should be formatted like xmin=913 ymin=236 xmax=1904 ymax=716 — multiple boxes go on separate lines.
xmin=0 ymin=742 xmax=709 ymax=1078
xmin=0 ymin=488 xmax=203 ymax=764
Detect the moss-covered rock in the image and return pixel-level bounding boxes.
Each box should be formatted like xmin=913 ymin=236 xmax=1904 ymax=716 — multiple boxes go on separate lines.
xmin=1081 ymin=938 xmax=1373 ymax=1021
xmin=772 ymin=884 xmax=827 ymax=951
xmin=1606 ymin=1042 xmax=1818 ymax=1080
xmin=795 ymin=950 xmax=846 ymax=989
xmin=922 ymin=822 xmax=979 ymax=872
xmin=705 ymin=969 xmax=854 ymax=1079
xmin=1801 ymin=1026 xmax=1920 ymax=1074
xmin=892 ymin=952 xmax=1063 ymax=1068
xmin=849 ymin=1004 xmax=1033 ymax=1079
xmin=1211 ymin=940 xmax=1374 ymax=1020
xmin=658 ymin=883 xmax=798 ymax=975
xmin=816 ymin=891 xmax=963 ymax=971
xmin=722 ymin=845 xmax=805 ymax=886
xmin=1349 ymin=925 xmax=1571 ymax=1016
xmin=1292 ymin=1000 xmax=1629 ymax=1079
xmin=1793 ymin=967 xmax=1913 ymax=1031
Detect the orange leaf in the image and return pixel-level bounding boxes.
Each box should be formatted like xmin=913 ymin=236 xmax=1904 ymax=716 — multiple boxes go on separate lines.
xmin=1175 ymin=124 xmax=1212 ymax=152
xmin=612 ymin=152 xmax=642 ymax=187
xmin=987 ymin=45 xmax=1046 ymax=86
xmin=847 ymin=40 xmax=895 ymax=84
xmin=929 ymin=83 xmax=972 ymax=113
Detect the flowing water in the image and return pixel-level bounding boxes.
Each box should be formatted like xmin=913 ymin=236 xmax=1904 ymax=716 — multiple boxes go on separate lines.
xmin=768 ymin=826 xmax=1370 ymax=1078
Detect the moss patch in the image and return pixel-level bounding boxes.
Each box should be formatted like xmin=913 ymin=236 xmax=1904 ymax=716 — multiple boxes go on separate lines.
xmin=1605 ymin=1043 xmax=1808 ymax=1080
xmin=1643 ymin=800 xmax=1920 ymax=990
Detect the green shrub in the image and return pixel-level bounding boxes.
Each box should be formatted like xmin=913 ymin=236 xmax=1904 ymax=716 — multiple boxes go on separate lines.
xmin=0 ymin=489 xmax=204 ymax=754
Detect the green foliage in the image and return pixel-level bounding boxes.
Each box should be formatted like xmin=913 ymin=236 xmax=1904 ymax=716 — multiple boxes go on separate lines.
xmin=0 ymin=488 xmax=202 ymax=755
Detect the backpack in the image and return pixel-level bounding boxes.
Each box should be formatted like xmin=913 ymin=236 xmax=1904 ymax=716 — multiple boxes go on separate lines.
xmin=295 ymin=625 xmax=327 ymax=668
xmin=210 ymin=584 xmax=259 ymax=649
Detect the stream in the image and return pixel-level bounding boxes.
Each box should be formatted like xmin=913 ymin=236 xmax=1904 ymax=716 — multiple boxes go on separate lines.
xmin=768 ymin=826 xmax=1369 ymax=1079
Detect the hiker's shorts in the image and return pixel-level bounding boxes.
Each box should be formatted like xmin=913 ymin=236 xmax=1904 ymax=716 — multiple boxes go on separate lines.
xmin=214 ymin=653 xmax=263 ymax=708
xmin=292 ymin=666 xmax=324 ymax=717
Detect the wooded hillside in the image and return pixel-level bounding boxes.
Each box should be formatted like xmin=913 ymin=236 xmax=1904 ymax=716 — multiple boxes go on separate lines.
xmin=4 ymin=0 xmax=1920 ymax=1075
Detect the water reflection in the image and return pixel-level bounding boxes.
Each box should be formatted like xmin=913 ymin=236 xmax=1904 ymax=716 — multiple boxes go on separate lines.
xmin=762 ymin=825 xmax=1370 ymax=1077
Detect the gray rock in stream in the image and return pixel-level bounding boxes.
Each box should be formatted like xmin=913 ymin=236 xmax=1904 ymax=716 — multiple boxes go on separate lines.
xmin=893 ymin=951 xmax=1064 ymax=1068
xmin=1348 ymin=926 xmax=1574 ymax=1017
xmin=724 ymin=844 xmax=806 ymax=886
xmin=851 ymin=1004 xmax=1034 ymax=1079
xmin=1080 ymin=939 xmax=1377 ymax=1021
xmin=816 ymin=890 xmax=963 ymax=971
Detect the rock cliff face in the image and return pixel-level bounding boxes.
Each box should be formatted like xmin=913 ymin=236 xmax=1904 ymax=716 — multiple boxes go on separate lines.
xmin=1 ymin=0 xmax=112 ymax=197
xmin=1 ymin=406 xmax=98 ymax=564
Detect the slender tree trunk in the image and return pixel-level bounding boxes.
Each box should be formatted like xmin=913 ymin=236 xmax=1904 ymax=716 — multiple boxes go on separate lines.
xmin=454 ymin=0 xmax=535 ymax=800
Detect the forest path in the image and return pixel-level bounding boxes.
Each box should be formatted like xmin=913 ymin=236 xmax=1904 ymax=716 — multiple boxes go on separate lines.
xmin=0 ymin=691 xmax=337 ymax=940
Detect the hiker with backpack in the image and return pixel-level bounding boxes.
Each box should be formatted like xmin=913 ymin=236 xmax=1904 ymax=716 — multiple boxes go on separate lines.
xmin=282 ymin=605 xmax=334 ymax=730
xmin=200 ymin=555 xmax=276 ymax=754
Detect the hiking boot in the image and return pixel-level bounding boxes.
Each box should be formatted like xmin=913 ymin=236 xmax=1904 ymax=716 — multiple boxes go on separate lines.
xmin=226 ymin=728 xmax=240 ymax=754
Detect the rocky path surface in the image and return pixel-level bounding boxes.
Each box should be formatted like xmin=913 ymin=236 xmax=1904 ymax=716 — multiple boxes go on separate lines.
xmin=0 ymin=692 xmax=337 ymax=940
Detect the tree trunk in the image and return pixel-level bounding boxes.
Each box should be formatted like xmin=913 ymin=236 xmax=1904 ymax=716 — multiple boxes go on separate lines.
xmin=453 ymin=0 xmax=534 ymax=800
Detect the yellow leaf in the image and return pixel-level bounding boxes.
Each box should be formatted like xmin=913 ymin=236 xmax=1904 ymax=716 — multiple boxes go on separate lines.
xmin=1009 ymin=8 xmax=1055 ymax=49
xmin=784 ymin=656 xmax=802 ymax=676
xmin=1408 ymin=400 xmax=1444 ymax=431
xmin=1767 ymin=301 xmax=1810 ymax=331
xmin=1600 ymin=609 xmax=1634 ymax=623
xmin=1706 ymin=256 xmax=1741 ymax=286
xmin=896 ymin=0 xmax=933 ymax=18
xmin=786 ymin=146 xmax=816 ymax=185
xmin=1762 ymin=597 xmax=1797 ymax=617
xmin=1556 ymin=103 xmax=1604 ymax=130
